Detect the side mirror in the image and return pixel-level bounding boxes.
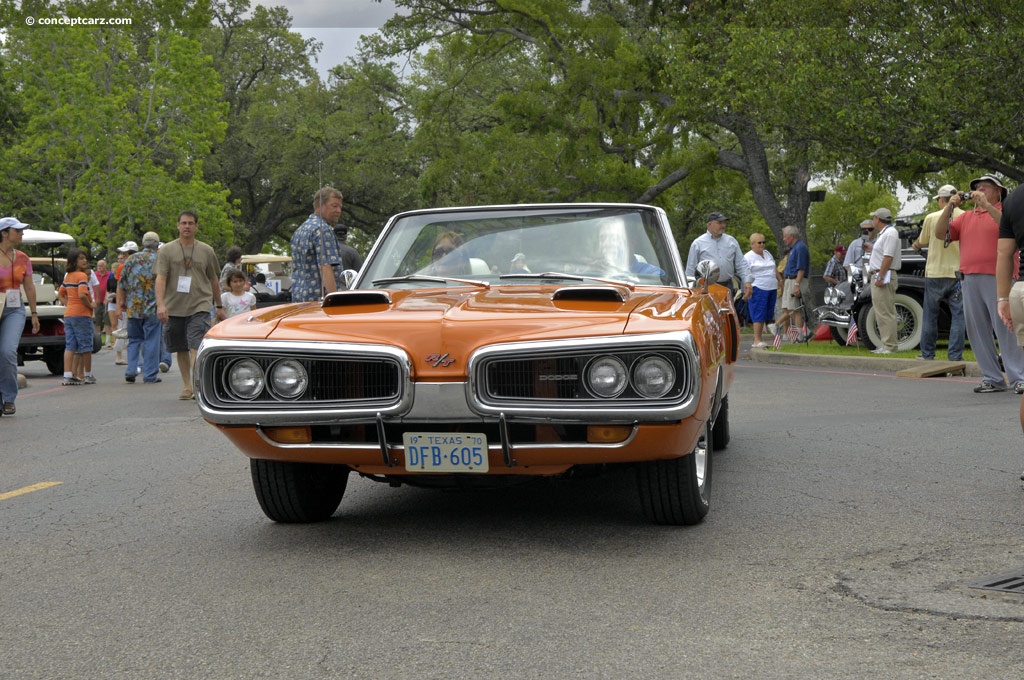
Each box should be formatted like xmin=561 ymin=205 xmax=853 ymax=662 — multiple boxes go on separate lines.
xmin=342 ymin=269 xmax=358 ymax=290
xmin=694 ymin=259 xmax=720 ymax=293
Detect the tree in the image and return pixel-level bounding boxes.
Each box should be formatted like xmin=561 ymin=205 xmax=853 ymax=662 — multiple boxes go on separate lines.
xmin=0 ymin=0 xmax=233 ymax=252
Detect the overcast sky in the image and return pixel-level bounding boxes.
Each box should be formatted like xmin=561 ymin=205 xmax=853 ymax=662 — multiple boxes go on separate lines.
xmin=257 ymin=0 xmax=403 ymax=75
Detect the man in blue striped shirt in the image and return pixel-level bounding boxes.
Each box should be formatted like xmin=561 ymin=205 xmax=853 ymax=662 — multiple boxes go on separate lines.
xmin=685 ymin=212 xmax=752 ymax=300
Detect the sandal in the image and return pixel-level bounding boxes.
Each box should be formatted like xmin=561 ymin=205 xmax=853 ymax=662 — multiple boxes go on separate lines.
xmin=2 ymin=402 xmax=15 ymax=416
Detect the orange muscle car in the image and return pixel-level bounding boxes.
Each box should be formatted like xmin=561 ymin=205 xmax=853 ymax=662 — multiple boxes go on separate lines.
xmin=195 ymin=204 xmax=738 ymax=525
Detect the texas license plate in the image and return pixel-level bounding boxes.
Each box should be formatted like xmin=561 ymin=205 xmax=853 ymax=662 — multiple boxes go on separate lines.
xmin=402 ymin=432 xmax=489 ymax=473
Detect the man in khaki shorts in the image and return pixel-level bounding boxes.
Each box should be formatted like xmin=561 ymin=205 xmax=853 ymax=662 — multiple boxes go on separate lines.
xmin=996 ymin=182 xmax=1024 ymax=480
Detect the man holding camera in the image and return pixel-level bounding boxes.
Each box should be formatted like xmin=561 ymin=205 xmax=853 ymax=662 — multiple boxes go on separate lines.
xmin=937 ymin=174 xmax=1024 ymax=393
xmin=911 ymin=184 xmax=965 ymax=361
xmin=844 ymin=219 xmax=875 ymax=278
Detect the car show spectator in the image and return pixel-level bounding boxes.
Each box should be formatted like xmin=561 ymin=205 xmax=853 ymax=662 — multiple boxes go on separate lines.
xmin=117 ymin=231 xmax=163 ymax=385
xmin=58 ymin=247 xmax=96 ymax=385
xmin=155 ymin=211 xmax=224 ymax=400
xmin=220 ymin=245 xmax=243 ymax=290
xmin=93 ymin=259 xmax=113 ymax=345
xmin=911 ymin=184 xmax=965 ymax=361
xmin=743 ymin=232 xmax=777 ymax=348
xmin=937 ymin=174 xmax=1024 ymax=393
xmin=823 ymin=245 xmax=847 ymax=286
xmin=996 ymin=182 xmax=1024 ymax=480
xmin=778 ymin=225 xmax=811 ymax=342
xmin=685 ymin=212 xmax=752 ymax=298
xmin=290 ymin=186 xmax=344 ymax=302
xmin=844 ymin=220 xmax=874 ymax=278
xmin=0 ymin=217 xmax=40 ymax=416
xmin=866 ymin=208 xmax=901 ymax=354
xmin=221 ymin=269 xmax=257 ymax=318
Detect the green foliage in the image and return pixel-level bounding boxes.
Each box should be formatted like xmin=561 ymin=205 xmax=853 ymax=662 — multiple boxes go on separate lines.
xmin=806 ymin=177 xmax=898 ymax=268
xmin=0 ymin=0 xmax=232 ymax=257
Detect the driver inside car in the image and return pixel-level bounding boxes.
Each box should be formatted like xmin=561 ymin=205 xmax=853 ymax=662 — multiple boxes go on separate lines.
xmin=429 ymin=231 xmax=470 ymax=277
xmin=597 ymin=217 xmax=665 ymax=276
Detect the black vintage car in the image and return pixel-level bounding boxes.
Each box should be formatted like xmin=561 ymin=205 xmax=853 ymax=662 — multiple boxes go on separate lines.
xmin=814 ymin=224 xmax=954 ymax=351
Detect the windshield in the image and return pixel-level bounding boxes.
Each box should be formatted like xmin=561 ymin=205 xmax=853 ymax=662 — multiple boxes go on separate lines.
xmin=358 ymin=206 xmax=679 ymax=289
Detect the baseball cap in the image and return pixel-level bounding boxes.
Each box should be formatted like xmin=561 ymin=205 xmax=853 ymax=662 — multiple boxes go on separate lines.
xmin=117 ymin=240 xmax=138 ymax=252
xmin=511 ymin=252 xmax=526 ymax=262
xmin=142 ymin=231 xmax=161 ymax=246
xmin=0 ymin=217 xmax=29 ymax=231
xmin=834 ymin=244 xmax=847 ymax=255
xmin=707 ymin=212 xmax=729 ymax=223
xmin=933 ymin=184 xmax=957 ymax=200
xmin=869 ymin=208 xmax=893 ymax=223
xmin=969 ymin=174 xmax=1008 ymax=199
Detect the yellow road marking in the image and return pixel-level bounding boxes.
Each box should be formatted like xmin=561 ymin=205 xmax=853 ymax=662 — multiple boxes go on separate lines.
xmin=0 ymin=481 xmax=62 ymax=501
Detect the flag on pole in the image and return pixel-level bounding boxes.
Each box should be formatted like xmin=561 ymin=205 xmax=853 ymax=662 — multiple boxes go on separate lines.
xmin=772 ymin=331 xmax=783 ymax=349
xmin=846 ymin=319 xmax=858 ymax=345
xmin=787 ymin=324 xmax=799 ymax=342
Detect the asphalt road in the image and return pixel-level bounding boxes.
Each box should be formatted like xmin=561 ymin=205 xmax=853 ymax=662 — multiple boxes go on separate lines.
xmin=2 ymin=348 xmax=1024 ymax=679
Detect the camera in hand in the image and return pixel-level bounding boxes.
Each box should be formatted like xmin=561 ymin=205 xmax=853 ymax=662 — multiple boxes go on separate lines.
xmin=958 ymin=191 xmax=972 ymax=201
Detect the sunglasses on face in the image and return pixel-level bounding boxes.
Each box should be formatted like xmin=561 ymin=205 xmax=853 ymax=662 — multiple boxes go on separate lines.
xmin=432 ymin=246 xmax=454 ymax=260
xmin=752 ymin=241 xmax=765 ymax=245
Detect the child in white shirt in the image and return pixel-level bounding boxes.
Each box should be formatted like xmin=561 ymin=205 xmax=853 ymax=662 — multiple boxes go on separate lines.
xmin=221 ymin=269 xmax=257 ymax=317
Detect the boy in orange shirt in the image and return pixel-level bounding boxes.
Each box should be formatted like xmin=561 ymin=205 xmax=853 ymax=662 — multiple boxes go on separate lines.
xmin=58 ymin=248 xmax=95 ymax=385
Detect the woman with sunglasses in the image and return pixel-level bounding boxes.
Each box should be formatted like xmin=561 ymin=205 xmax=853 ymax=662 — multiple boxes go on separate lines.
xmin=743 ymin=233 xmax=777 ymax=348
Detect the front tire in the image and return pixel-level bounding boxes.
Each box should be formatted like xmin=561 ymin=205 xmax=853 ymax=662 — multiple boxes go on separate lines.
xmin=636 ymin=419 xmax=712 ymax=525
xmin=862 ymin=293 xmax=924 ymax=351
xmin=711 ymin=395 xmax=730 ymax=451
xmin=250 ymin=459 xmax=349 ymax=523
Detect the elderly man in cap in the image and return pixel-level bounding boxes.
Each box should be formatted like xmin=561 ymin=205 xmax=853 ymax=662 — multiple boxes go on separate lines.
xmin=865 ymin=207 xmax=902 ymax=353
xmin=844 ymin=219 xmax=875 ymax=278
xmin=937 ymin=174 xmax=1024 ymax=392
xmin=685 ymin=212 xmax=753 ymax=300
xmin=911 ymin=184 xmax=965 ymax=361
xmin=117 ymin=231 xmax=164 ymax=384
xmin=823 ymin=244 xmax=847 ymax=287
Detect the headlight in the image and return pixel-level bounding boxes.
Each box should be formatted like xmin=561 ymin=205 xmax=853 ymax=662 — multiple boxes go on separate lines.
xmin=227 ymin=359 xmax=265 ymax=400
xmin=586 ymin=355 xmax=628 ymax=398
xmin=268 ymin=359 xmax=308 ymax=400
xmin=631 ymin=355 xmax=675 ymax=398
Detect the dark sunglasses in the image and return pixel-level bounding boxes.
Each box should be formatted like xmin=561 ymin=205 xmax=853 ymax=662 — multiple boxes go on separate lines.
xmin=752 ymin=240 xmax=765 ymax=245
xmin=432 ymin=246 xmax=454 ymax=260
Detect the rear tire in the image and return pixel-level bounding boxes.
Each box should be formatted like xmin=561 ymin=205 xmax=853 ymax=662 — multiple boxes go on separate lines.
xmin=637 ymin=420 xmax=712 ymax=525
xmin=44 ymin=348 xmax=63 ymax=375
xmin=863 ymin=293 xmax=924 ymax=351
xmin=250 ymin=459 xmax=349 ymax=523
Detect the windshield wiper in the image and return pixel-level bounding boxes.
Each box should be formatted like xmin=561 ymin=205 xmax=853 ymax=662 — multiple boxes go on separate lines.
xmin=372 ymin=275 xmax=490 ymax=289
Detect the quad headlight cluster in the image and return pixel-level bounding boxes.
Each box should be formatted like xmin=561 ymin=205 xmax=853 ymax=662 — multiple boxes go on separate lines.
xmin=585 ymin=354 xmax=676 ymax=399
xmin=822 ymin=288 xmax=846 ymax=306
xmin=225 ymin=358 xmax=309 ymax=401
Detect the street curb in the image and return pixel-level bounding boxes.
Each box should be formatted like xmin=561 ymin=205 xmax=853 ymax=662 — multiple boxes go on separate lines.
xmin=746 ymin=346 xmax=983 ymax=377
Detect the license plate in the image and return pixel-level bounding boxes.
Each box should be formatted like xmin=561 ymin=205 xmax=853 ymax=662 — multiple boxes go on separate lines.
xmin=402 ymin=432 xmax=489 ymax=473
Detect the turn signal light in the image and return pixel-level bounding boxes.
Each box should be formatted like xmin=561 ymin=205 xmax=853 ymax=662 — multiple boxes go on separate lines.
xmin=587 ymin=425 xmax=631 ymax=443
xmin=264 ymin=426 xmax=312 ymax=444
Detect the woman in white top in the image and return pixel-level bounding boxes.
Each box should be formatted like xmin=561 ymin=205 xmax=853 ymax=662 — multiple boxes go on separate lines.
xmin=743 ymin=233 xmax=778 ymax=347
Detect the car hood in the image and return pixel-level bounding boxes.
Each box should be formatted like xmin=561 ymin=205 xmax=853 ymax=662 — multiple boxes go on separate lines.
xmin=207 ymin=285 xmax=700 ymax=379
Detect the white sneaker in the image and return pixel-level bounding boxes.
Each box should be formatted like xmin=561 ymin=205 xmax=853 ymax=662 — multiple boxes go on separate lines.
xmin=870 ymin=348 xmax=893 ymax=354
xmin=768 ymin=323 xmax=778 ymax=336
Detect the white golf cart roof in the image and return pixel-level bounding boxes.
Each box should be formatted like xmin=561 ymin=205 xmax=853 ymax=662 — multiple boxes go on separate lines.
xmin=21 ymin=229 xmax=75 ymax=246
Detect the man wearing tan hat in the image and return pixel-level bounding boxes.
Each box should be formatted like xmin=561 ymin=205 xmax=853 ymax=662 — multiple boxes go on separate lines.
xmin=866 ymin=207 xmax=901 ymax=353
xmin=117 ymin=231 xmax=165 ymax=384
xmin=911 ymin=184 xmax=964 ymax=361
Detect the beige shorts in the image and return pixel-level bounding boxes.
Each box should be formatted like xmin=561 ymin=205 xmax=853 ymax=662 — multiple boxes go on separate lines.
xmin=1010 ymin=282 xmax=1024 ymax=345
xmin=781 ymin=278 xmax=802 ymax=310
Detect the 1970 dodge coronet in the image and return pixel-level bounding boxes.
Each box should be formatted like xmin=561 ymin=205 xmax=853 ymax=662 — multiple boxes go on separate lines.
xmin=195 ymin=203 xmax=738 ymax=525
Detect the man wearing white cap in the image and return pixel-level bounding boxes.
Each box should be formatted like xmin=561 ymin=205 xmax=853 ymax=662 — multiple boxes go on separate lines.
xmin=937 ymin=174 xmax=1024 ymax=393
xmin=866 ymin=207 xmax=901 ymax=353
xmin=911 ymin=185 xmax=964 ymax=361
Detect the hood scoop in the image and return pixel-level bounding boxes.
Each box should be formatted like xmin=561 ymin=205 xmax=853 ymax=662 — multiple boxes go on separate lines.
xmin=551 ymin=286 xmax=626 ymax=303
xmin=322 ymin=290 xmax=393 ymax=308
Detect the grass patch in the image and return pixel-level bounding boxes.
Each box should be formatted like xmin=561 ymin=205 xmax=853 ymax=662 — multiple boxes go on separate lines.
xmin=770 ymin=337 xmax=975 ymax=362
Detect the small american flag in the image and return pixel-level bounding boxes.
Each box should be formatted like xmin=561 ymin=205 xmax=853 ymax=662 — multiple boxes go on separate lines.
xmin=772 ymin=331 xmax=783 ymax=349
xmin=846 ymin=320 xmax=858 ymax=345
xmin=787 ymin=324 xmax=799 ymax=341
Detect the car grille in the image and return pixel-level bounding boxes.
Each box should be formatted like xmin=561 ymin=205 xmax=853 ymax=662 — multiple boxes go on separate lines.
xmin=207 ymin=353 xmax=402 ymax=406
xmin=478 ymin=347 xmax=692 ymax=405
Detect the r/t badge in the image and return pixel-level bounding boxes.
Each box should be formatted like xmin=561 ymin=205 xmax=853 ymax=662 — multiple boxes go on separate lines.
xmin=425 ymin=353 xmax=456 ymax=367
